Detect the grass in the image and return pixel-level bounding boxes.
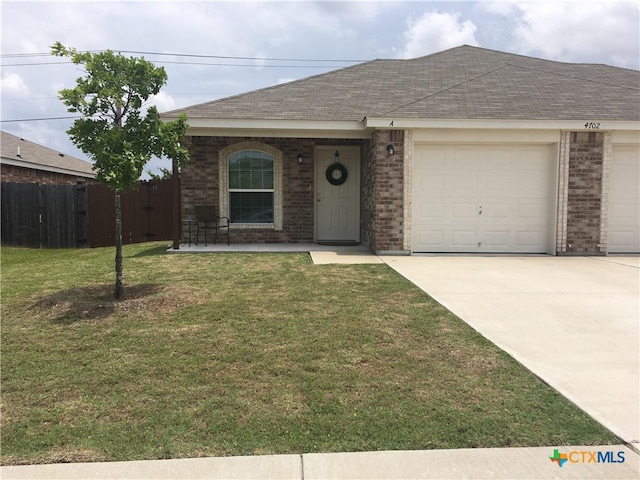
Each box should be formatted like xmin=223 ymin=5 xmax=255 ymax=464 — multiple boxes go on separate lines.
xmin=0 ymin=242 xmax=618 ymax=465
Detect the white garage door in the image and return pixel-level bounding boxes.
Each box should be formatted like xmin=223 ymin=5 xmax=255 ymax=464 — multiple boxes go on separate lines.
xmin=412 ymin=144 xmax=553 ymax=253
xmin=609 ymin=145 xmax=640 ymax=253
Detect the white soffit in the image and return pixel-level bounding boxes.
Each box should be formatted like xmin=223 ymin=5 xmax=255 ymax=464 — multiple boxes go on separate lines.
xmin=184 ymin=118 xmax=369 ymax=139
xmin=178 ymin=117 xmax=640 ymax=139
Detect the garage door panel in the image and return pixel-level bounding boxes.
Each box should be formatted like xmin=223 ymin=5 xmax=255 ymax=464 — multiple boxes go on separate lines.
xmin=482 ymin=230 xmax=509 ymax=248
xmin=518 ymin=201 xmax=546 ymax=220
xmin=417 ymin=203 xmax=445 ymax=220
xmin=482 ymin=203 xmax=510 ymax=219
xmin=518 ymin=171 xmax=548 ymax=195
xmin=609 ymin=145 xmax=640 ymax=253
xmin=452 ymin=175 xmax=477 ymax=194
xmin=484 ymin=150 xmax=512 ymax=169
xmin=421 ymin=174 xmax=446 ymax=192
xmin=520 ymin=149 xmax=549 ymax=167
xmin=451 ymin=230 xmax=477 ymax=248
xmin=452 ymin=203 xmax=477 ymax=220
xmin=515 ymin=229 xmax=546 ymax=248
xmin=609 ymin=231 xmax=636 ymax=251
xmin=453 ymin=149 xmax=478 ymax=168
xmin=420 ymin=148 xmax=446 ymax=167
xmin=417 ymin=229 xmax=444 ymax=248
xmin=484 ymin=174 xmax=512 ymax=194
xmin=413 ymin=144 xmax=552 ymax=253
xmin=610 ymin=202 xmax=636 ymax=221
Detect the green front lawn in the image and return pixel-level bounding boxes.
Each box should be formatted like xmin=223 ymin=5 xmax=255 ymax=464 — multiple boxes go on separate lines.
xmin=0 ymin=243 xmax=617 ymax=465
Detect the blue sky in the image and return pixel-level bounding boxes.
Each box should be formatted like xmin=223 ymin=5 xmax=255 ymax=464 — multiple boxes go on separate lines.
xmin=1 ymin=0 xmax=639 ymax=176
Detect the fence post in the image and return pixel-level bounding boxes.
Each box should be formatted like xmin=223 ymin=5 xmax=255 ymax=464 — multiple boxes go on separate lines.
xmin=75 ymin=183 xmax=89 ymax=247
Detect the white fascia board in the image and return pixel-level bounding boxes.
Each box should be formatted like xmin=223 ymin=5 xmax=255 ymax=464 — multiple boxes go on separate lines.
xmin=365 ymin=117 xmax=640 ymax=131
xmin=1 ymin=157 xmax=96 ymax=178
xmin=183 ymin=118 xmax=369 ymax=139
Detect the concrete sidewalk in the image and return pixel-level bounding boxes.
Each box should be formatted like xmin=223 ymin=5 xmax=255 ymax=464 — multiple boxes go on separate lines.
xmin=2 ymin=445 xmax=638 ymax=479
xmin=381 ymin=255 xmax=640 ymax=452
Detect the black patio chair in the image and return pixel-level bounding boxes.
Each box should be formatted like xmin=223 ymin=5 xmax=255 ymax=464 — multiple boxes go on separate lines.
xmin=195 ymin=205 xmax=230 ymax=246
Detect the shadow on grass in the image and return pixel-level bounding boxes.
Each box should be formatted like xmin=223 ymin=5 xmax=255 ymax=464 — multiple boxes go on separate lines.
xmin=130 ymin=244 xmax=171 ymax=258
xmin=32 ymin=283 xmax=165 ymax=325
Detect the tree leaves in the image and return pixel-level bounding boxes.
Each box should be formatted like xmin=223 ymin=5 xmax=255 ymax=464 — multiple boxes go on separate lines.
xmin=52 ymin=42 xmax=188 ymax=193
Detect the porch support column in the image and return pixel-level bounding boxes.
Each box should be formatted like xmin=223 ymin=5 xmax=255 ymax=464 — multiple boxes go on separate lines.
xmin=371 ymin=129 xmax=408 ymax=255
xmin=171 ymin=157 xmax=181 ymax=250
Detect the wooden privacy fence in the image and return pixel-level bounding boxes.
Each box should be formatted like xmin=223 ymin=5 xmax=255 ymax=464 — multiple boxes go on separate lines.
xmin=1 ymin=180 xmax=174 ymax=248
xmin=1 ymin=182 xmax=88 ymax=248
xmin=88 ymin=180 xmax=174 ymax=247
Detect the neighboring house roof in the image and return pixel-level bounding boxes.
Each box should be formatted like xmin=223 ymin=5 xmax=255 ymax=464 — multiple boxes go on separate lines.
xmin=1 ymin=130 xmax=96 ymax=178
xmin=164 ymin=45 xmax=640 ymax=124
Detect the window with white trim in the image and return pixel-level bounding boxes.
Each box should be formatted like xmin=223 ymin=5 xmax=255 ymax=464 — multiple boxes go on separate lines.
xmin=228 ymin=150 xmax=275 ymax=224
xmin=219 ymin=143 xmax=283 ymax=230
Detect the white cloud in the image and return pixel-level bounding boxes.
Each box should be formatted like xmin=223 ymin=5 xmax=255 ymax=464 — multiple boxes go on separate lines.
xmin=148 ymin=91 xmax=176 ymax=113
xmin=480 ymin=1 xmax=518 ymax=16
xmin=483 ymin=1 xmax=640 ymax=69
xmin=398 ymin=11 xmax=479 ymax=59
xmin=0 ymin=73 xmax=30 ymax=96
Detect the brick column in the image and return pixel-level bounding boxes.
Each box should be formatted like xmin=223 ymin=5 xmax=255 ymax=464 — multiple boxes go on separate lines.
xmin=371 ymin=130 xmax=407 ymax=254
xmin=560 ymin=131 xmax=607 ymax=255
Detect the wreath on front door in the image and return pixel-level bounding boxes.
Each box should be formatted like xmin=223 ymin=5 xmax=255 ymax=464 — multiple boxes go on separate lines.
xmin=326 ymin=162 xmax=348 ymax=186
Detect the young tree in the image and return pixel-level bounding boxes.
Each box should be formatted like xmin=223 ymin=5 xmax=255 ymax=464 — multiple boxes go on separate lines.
xmin=52 ymin=43 xmax=189 ymax=299
xmin=146 ymin=166 xmax=174 ymax=180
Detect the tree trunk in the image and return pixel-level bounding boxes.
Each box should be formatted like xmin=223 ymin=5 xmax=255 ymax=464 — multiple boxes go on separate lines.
xmin=114 ymin=191 xmax=124 ymax=299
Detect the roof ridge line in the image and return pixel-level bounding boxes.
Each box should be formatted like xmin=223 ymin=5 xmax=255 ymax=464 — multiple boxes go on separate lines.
xmin=503 ymin=62 xmax=640 ymax=91
xmin=379 ymin=64 xmax=511 ymax=117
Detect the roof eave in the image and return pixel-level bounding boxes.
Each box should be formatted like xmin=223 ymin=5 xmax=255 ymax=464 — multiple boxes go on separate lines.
xmin=1 ymin=157 xmax=96 ymax=178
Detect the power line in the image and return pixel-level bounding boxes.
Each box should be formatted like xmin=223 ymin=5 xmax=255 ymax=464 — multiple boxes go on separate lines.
xmin=2 ymin=60 xmax=349 ymax=68
xmin=0 ymin=116 xmax=80 ymax=123
xmin=2 ymin=61 xmax=70 ymax=67
xmin=0 ymin=50 xmax=366 ymax=63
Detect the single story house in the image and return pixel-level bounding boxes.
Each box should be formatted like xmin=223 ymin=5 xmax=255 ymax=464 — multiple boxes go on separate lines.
xmin=1 ymin=130 xmax=96 ymax=185
xmin=163 ymin=45 xmax=640 ymax=255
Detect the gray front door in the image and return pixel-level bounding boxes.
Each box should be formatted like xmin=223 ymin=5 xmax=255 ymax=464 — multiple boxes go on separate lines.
xmin=315 ymin=146 xmax=360 ymax=242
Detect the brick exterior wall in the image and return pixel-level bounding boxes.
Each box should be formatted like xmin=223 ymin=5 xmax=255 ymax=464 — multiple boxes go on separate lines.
xmin=181 ymin=136 xmax=364 ymax=244
xmin=1 ymin=164 xmax=94 ymax=185
xmin=558 ymin=131 xmax=608 ymax=255
xmin=369 ymin=130 xmax=406 ymax=254
xmin=360 ymin=138 xmax=375 ymax=250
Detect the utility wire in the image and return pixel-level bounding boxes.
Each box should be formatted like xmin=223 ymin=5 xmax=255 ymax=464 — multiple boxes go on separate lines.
xmin=0 ymin=50 xmax=366 ymax=63
xmin=2 ymin=60 xmax=349 ymax=68
xmin=0 ymin=116 xmax=80 ymax=123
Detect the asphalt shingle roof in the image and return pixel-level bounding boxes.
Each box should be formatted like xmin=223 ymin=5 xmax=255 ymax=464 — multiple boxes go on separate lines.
xmin=1 ymin=131 xmax=95 ymax=177
xmin=164 ymin=45 xmax=640 ymax=122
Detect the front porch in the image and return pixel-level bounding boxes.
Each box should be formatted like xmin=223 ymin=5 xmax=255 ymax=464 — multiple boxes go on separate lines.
xmin=167 ymin=243 xmax=383 ymax=265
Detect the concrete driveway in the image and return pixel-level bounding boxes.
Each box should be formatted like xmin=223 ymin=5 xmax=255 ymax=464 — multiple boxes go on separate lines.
xmin=381 ymin=255 xmax=640 ymax=451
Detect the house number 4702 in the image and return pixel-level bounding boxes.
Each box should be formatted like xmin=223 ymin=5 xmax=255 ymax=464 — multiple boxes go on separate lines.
xmin=584 ymin=122 xmax=600 ymax=129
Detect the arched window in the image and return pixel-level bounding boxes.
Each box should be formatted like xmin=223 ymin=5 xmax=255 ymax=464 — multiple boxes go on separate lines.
xmin=219 ymin=142 xmax=283 ymax=230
